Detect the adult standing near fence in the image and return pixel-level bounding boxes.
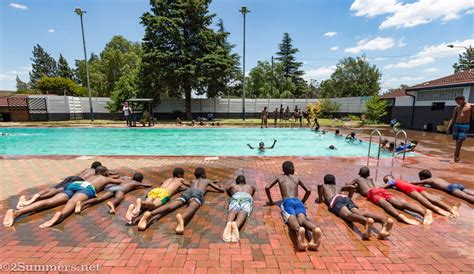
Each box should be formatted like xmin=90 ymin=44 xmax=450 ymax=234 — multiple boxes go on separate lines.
xmin=123 ymin=101 xmax=133 ymax=126
xmin=261 ymin=107 xmax=269 ymax=128
xmin=279 ymin=105 xmax=284 ymax=122
xmin=274 ymin=108 xmax=279 ymax=127
xmin=447 ymin=95 xmax=473 ymax=163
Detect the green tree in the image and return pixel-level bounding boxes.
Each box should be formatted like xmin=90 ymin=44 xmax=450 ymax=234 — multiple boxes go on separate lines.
xmin=275 ymin=32 xmax=305 ymax=96
xmin=453 ymin=46 xmax=474 ymax=73
xmin=36 ymin=76 xmax=87 ymax=96
xmin=29 ymin=44 xmax=57 ymax=86
xmin=57 ymin=54 xmax=73 ymax=80
xmin=365 ymin=96 xmax=388 ymax=123
xmin=16 ymin=76 xmax=29 ymax=92
xmin=319 ymin=56 xmax=382 ymax=98
xmin=108 ymin=67 xmax=140 ymax=112
xmin=140 ymin=0 xmax=238 ymax=119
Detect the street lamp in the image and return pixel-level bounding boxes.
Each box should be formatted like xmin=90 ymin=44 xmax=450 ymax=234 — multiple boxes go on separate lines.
xmin=75 ymin=7 xmax=94 ymax=121
xmin=447 ymin=44 xmax=469 ymax=50
xmin=239 ymin=6 xmax=249 ymax=121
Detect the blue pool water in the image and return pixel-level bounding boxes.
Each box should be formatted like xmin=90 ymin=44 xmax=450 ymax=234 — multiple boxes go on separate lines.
xmin=0 ymin=127 xmax=401 ymax=157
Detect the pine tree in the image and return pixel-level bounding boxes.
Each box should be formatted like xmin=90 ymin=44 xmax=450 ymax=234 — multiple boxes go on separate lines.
xmin=275 ymin=32 xmax=304 ymax=91
xmin=453 ymin=46 xmax=474 ymax=73
xmin=29 ymin=44 xmax=57 ymax=86
xmin=16 ymin=76 xmax=29 ymax=91
xmin=57 ymin=54 xmax=73 ymax=80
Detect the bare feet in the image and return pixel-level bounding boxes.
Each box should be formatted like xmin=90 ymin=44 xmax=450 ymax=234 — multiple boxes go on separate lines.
xmin=75 ymin=201 xmax=82 ymax=214
xmin=308 ymin=227 xmax=322 ymax=251
xmin=423 ymin=209 xmax=433 ymax=225
xmin=296 ymin=227 xmax=308 ymax=252
xmin=39 ymin=212 xmax=62 ymax=228
xmin=107 ymin=202 xmax=116 ymax=214
xmin=399 ymin=214 xmax=420 ymax=225
xmin=131 ymin=198 xmax=142 ymax=217
xmin=16 ymin=196 xmax=26 ymax=209
xmin=362 ymin=218 xmax=374 ymax=240
xmin=175 ymin=214 xmax=184 ymax=234
xmin=3 ymin=209 xmax=15 ymax=227
xmin=451 ymin=206 xmax=459 ymax=218
xmin=125 ymin=204 xmax=135 ymax=224
xmin=138 ymin=211 xmax=151 ymax=231
xmin=378 ymin=218 xmax=394 ymax=239
xmin=223 ymin=222 xmax=232 ymax=242
xmin=230 ymin=221 xmax=239 ymax=243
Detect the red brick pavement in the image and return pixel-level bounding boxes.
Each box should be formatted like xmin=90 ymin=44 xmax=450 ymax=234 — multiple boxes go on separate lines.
xmin=0 ymin=155 xmax=473 ymax=273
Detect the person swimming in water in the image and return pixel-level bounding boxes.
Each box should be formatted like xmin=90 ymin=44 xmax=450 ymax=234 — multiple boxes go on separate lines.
xmin=328 ymin=145 xmax=336 ymax=150
xmin=247 ymin=140 xmax=277 ymax=151
xmin=345 ymin=132 xmax=362 ymax=143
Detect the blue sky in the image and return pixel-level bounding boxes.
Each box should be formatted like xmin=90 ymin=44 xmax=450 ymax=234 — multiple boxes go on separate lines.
xmin=1 ymin=0 xmax=473 ymax=92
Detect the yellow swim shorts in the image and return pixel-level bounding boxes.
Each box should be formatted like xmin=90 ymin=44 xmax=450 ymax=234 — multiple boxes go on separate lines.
xmin=147 ymin=187 xmax=171 ymax=204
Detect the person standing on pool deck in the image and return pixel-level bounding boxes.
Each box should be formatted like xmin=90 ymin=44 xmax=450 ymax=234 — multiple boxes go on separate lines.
xmin=75 ymin=173 xmax=152 ymax=214
xmin=223 ymin=175 xmax=256 ymax=243
xmin=137 ymin=167 xmax=224 ymax=233
xmin=265 ymin=161 xmax=322 ymax=251
xmin=247 ymin=140 xmax=277 ymax=151
xmin=413 ymin=169 xmax=474 ymax=204
xmin=447 ymin=95 xmax=473 ymax=163
xmin=347 ymin=167 xmax=433 ymax=226
xmin=126 ymin=168 xmax=189 ymax=224
xmin=15 ymin=161 xmax=103 ymax=209
xmin=381 ymin=175 xmax=457 ymax=218
xmin=261 ymin=107 xmax=269 ymax=128
xmin=123 ymin=101 xmax=133 ymax=126
xmin=279 ymin=105 xmax=284 ymax=121
xmin=317 ymin=174 xmax=393 ymax=240
xmin=274 ymin=108 xmax=279 ymax=127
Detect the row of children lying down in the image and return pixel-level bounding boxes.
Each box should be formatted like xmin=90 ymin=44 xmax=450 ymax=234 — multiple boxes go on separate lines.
xmin=4 ymin=161 xmax=473 ymax=252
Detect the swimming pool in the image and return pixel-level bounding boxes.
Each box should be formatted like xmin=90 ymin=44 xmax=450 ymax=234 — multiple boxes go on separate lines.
xmin=0 ymin=127 xmax=401 ymax=157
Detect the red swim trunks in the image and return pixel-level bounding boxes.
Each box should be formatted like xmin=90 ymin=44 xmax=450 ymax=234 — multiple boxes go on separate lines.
xmin=366 ymin=188 xmax=392 ymax=205
xmin=389 ymin=179 xmax=424 ymax=195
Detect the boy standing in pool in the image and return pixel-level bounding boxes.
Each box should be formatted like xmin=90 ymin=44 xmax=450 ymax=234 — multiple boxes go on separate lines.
xmin=247 ymin=140 xmax=277 ymax=151
xmin=265 ymin=161 xmax=322 ymax=251
xmin=317 ymin=174 xmax=393 ymax=240
xmin=126 ymin=168 xmax=188 ymax=224
xmin=381 ymin=175 xmax=457 ymax=217
xmin=413 ymin=170 xmax=474 ymax=204
xmin=75 ymin=173 xmax=152 ymax=214
xmin=223 ymin=175 xmax=256 ymax=243
xmin=347 ymin=167 xmax=433 ymax=225
xmin=137 ymin=167 xmax=224 ymax=232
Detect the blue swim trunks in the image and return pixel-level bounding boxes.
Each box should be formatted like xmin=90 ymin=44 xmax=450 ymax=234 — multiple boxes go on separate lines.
xmin=280 ymin=198 xmax=306 ymax=223
xmin=446 ymin=183 xmax=465 ymax=194
xmin=63 ymin=181 xmax=97 ymax=199
xmin=453 ymin=123 xmax=470 ymax=141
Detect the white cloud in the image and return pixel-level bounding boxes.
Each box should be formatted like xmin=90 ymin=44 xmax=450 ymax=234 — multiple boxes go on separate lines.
xmin=466 ymin=9 xmax=474 ymax=14
xmin=344 ymin=37 xmax=395 ymax=54
xmin=303 ymin=66 xmax=337 ymax=81
xmin=423 ymin=67 xmax=439 ymax=73
xmin=350 ymin=0 xmax=474 ymax=29
xmin=330 ymin=46 xmax=339 ymax=51
xmin=398 ymin=38 xmax=407 ymax=47
xmin=48 ymin=29 xmax=55 ymax=33
xmin=382 ymin=76 xmax=427 ymax=90
xmin=9 ymin=3 xmax=28 ymax=9
xmin=384 ymin=38 xmax=474 ymax=69
xmin=373 ymin=57 xmax=387 ymax=61
xmin=0 ymin=74 xmax=15 ymax=81
xmin=324 ymin=32 xmax=337 ymax=37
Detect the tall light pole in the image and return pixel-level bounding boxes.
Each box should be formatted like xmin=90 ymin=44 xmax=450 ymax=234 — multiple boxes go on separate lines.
xmin=447 ymin=44 xmax=469 ymax=50
xmin=75 ymin=7 xmax=94 ymax=121
xmin=239 ymin=6 xmax=249 ymax=120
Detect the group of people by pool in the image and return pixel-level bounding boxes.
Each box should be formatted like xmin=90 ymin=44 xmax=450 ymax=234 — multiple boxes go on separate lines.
xmin=4 ymin=159 xmax=473 ymax=252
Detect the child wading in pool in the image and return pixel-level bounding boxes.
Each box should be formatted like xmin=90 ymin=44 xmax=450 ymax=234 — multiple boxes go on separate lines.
xmin=412 ymin=170 xmax=474 ymax=204
xmin=75 ymin=173 xmax=152 ymax=214
xmin=382 ymin=175 xmax=458 ymax=218
xmin=317 ymin=174 xmax=393 ymax=240
xmin=126 ymin=168 xmax=188 ymax=224
xmin=223 ymin=175 xmax=256 ymax=243
xmin=347 ymin=167 xmax=433 ymax=226
xmin=265 ymin=161 xmax=322 ymax=251
xmin=137 ymin=167 xmax=224 ymax=232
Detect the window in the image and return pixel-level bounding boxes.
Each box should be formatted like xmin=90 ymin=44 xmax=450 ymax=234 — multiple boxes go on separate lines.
xmin=431 ymin=102 xmax=445 ymax=111
xmin=416 ymin=88 xmax=463 ymax=101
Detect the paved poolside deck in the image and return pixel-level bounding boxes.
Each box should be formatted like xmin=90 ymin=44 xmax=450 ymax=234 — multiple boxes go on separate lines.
xmin=0 ymin=130 xmax=473 ymax=273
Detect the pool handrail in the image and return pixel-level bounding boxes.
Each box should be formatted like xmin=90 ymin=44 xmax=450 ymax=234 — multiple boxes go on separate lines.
xmin=368 ymin=129 xmax=382 ymax=160
xmin=393 ymin=129 xmax=408 ymax=160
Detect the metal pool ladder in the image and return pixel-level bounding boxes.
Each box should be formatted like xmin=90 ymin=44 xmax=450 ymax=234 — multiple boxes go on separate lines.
xmin=393 ymin=129 xmax=408 ymax=160
xmin=367 ymin=129 xmax=382 ymax=160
